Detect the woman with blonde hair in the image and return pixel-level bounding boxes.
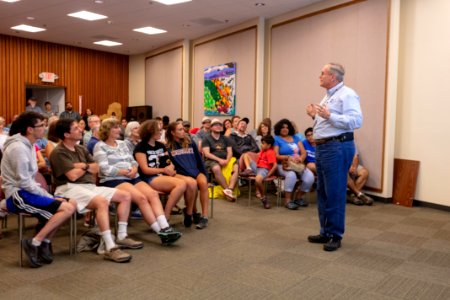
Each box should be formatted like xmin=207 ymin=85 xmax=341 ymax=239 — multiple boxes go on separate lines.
xmin=94 ymin=118 xmax=181 ymax=245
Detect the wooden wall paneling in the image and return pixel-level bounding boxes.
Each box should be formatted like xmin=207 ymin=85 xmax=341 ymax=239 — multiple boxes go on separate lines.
xmin=0 ymin=34 xmax=129 ymax=123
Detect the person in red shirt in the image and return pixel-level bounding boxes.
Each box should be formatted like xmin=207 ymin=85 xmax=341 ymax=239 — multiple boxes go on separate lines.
xmin=240 ymin=135 xmax=277 ymax=208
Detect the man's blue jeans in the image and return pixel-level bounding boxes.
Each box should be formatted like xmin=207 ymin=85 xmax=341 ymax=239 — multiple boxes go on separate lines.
xmin=315 ymin=140 xmax=355 ymax=239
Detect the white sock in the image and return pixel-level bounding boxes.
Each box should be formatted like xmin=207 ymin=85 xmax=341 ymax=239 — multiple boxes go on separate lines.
xmin=43 ymin=239 xmax=51 ymax=244
xmin=150 ymin=221 xmax=161 ymax=233
xmin=117 ymin=221 xmax=128 ymax=240
xmin=156 ymin=214 xmax=170 ymax=230
xmin=100 ymin=230 xmax=116 ymax=251
xmin=31 ymin=238 xmax=41 ymax=247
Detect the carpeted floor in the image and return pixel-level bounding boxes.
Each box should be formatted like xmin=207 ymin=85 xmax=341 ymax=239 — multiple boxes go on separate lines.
xmin=0 ymin=189 xmax=449 ymax=300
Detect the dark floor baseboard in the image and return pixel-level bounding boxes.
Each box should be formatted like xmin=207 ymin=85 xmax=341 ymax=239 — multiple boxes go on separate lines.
xmin=366 ymin=193 xmax=450 ymax=212
xmin=413 ymin=199 xmax=450 ymax=212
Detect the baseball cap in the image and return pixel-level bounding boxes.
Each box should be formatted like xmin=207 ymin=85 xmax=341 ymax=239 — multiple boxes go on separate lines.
xmin=211 ymin=118 xmax=222 ymax=126
xmin=202 ymin=116 xmax=211 ymax=123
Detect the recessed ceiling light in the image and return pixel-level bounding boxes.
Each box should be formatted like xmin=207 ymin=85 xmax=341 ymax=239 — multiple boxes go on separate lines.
xmin=255 ymin=2 xmax=266 ymax=7
xmin=26 ymin=16 xmax=35 ymax=20
xmin=11 ymin=24 xmax=46 ymax=33
xmin=1 ymin=0 xmax=21 ymax=3
xmin=68 ymin=11 xmax=107 ymax=21
xmin=153 ymin=0 xmax=191 ymax=5
xmin=93 ymin=0 xmax=104 ymax=3
xmin=133 ymin=26 xmax=166 ymax=35
xmin=94 ymin=40 xmax=122 ymax=47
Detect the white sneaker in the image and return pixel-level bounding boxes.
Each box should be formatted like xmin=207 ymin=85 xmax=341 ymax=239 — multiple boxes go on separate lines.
xmin=223 ymin=188 xmax=236 ymax=201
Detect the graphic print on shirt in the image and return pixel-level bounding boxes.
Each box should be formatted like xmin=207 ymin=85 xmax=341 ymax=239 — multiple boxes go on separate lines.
xmin=146 ymin=148 xmax=165 ymax=168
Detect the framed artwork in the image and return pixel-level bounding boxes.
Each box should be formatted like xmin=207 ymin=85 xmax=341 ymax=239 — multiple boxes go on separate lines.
xmin=203 ymin=62 xmax=236 ymax=116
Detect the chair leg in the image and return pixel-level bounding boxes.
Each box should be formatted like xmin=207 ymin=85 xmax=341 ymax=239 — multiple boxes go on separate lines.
xmin=210 ymin=185 xmax=214 ymax=219
xmin=18 ymin=214 xmax=24 ymax=267
xmin=248 ymin=178 xmax=252 ymax=206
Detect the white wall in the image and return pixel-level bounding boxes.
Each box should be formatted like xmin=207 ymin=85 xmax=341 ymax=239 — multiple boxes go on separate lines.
xmin=396 ymin=0 xmax=450 ymax=206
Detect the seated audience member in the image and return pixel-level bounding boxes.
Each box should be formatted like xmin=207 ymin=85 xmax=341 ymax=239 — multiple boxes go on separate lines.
xmin=166 ymin=121 xmax=210 ymax=229
xmin=124 ymin=121 xmax=141 ymax=154
xmin=347 ymin=149 xmax=374 ymax=206
xmin=50 ymin=118 xmax=140 ymax=263
xmin=83 ymin=115 xmax=101 ymax=145
xmin=255 ymin=119 xmax=271 ymax=149
xmin=86 ymin=125 xmax=100 ymax=155
xmin=0 ymin=116 xmax=8 ymax=151
xmin=182 ymin=120 xmax=199 ymax=148
xmin=1 ymin=112 xmax=76 ymax=268
xmin=93 ymin=118 xmax=181 ymax=244
xmin=230 ymin=115 xmax=241 ymax=136
xmin=119 ymin=117 xmax=127 ymax=140
xmin=155 ymin=117 xmax=166 ymax=144
xmin=202 ymin=118 xmax=239 ymax=201
xmin=303 ymin=127 xmax=316 ymax=174
xmin=222 ymin=118 xmax=232 ymax=137
xmin=240 ymin=135 xmax=277 ymax=209
xmin=196 ymin=117 xmax=212 ymax=149
xmin=274 ymin=119 xmax=315 ymax=210
xmin=134 ymin=119 xmax=187 ymax=220
xmin=229 ymin=118 xmax=259 ymax=160
xmin=44 ymin=117 xmax=60 ymax=160
xmin=78 ymin=119 xmax=87 ymax=144
xmin=82 ymin=108 xmax=93 ymax=131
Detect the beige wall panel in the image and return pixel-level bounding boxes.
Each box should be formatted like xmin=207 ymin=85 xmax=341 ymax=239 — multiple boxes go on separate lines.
xmin=192 ymin=28 xmax=257 ymax=129
xmin=145 ymin=47 xmax=183 ymax=120
xmin=397 ymin=0 xmax=450 ymax=206
xmin=269 ymin=0 xmax=388 ymax=191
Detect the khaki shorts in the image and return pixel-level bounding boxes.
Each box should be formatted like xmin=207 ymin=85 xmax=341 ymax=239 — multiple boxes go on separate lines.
xmin=55 ymin=183 xmax=116 ymax=213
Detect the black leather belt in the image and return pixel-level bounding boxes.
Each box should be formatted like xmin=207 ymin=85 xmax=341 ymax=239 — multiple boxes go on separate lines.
xmin=315 ymin=132 xmax=354 ymax=145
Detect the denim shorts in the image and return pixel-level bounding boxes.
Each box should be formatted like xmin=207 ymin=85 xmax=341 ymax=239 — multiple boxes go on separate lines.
xmin=250 ymin=161 xmax=269 ymax=178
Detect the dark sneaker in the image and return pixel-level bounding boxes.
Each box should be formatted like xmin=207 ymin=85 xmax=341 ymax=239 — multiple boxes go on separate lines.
xmin=294 ymin=198 xmax=309 ymax=207
xmin=158 ymin=227 xmax=182 ymax=245
xmin=193 ymin=212 xmax=201 ymax=224
xmin=358 ymin=193 xmax=374 ymax=206
xmin=39 ymin=241 xmax=53 ymax=264
xmin=116 ymin=237 xmax=144 ymax=249
xmin=285 ymin=200 xmax=299 ymax=210
xmin=130 ymin=209 xmax=143 ymax=220
xmin=182 ymin=208 xmax=193 ymax=228
xmin=261 ymin=196 xmax=271 ymax=209
xmin=103 ymin=247 xmax=132 ymax=263
xmin=196 ymin=217 xmax=208 ymax=230
xmin=323 ymin=237 xmax=342 ymax=251
xmin=307 ymin=234 xmax=329 ymax=244
xmin=21 ymin=238 xmax=43 ymax=268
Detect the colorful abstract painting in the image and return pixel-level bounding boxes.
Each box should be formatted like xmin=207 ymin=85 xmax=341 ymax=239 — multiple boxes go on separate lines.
xmin=204 ymin=62 xmax=236 ymax=116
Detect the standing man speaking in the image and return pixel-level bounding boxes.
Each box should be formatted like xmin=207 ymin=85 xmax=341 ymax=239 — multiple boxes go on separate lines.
xmin=306 ymin=63 xmax=363 ymax=251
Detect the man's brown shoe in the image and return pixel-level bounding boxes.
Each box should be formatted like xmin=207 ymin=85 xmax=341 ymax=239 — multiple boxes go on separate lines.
xmin=104 ymin=247 xmax=132 ymax=263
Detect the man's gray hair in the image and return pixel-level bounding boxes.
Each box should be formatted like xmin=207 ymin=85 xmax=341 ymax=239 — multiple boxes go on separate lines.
xmin=87 ymin=115 xmax=99 ymax=123
xmin=328 ymin=63 xmax=345 ymax=82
